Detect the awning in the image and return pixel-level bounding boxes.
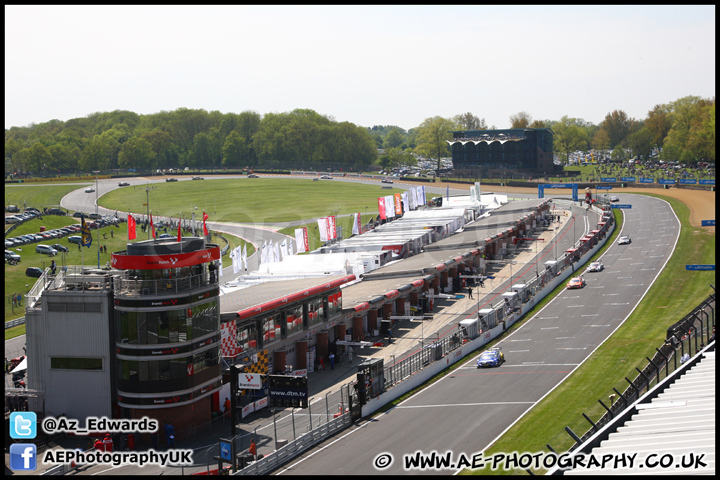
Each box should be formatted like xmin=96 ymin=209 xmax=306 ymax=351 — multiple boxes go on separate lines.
xmin=11 ymin=356 xmax=27 ymax=373
xmin=566 ymin=248 xmax=577 ymax=253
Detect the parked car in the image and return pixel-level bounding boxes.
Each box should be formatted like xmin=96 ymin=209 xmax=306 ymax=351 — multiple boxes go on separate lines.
xmin=5 ymin=250 xmax=21 ymax=263
xmin=36 ymin=244 xmax=58 ymax=256
xmin=68 ymin=236 xmax=83 ymax=244
xmin=566 ymin=276 xmax=586 ymax=289
xmin=46 ymin=208 xmax=66 ymax=216
xmin=26 ymin=267 xmax=43 ymax=278
xmin=51 ymin=244 xmax=69 ymax=252
xmin=5 ymin=215 xmax=21 ymax=224
xmin=5 ymin=240 xmax=15 ymax=248
xmin=476 ymin=348 xmax=505 ymax=368
xmin=6 ymin=204 xmax=20 ymax=212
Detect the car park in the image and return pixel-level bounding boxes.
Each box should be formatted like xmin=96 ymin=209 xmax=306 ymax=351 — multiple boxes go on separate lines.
xmin=566 ymin=276 xmax=586 ymax=289
xmin=51 ymin=243 xmax=69 ymax=252
xmin=26 ymin=267 xmax=43 ymax=278
xmin=36 ymin=244 xmax=58 ymax=256
xmin=85 ymin=187 xmax=95 ymax=193
xmin=68 ymin=236 xmax=82 ymax=244
xmin=476 ymin=347 xmax=504 ymax=368
xmin=617 ymin=235 xmax=631 ymax=245
xmin=166 ymin=178 xmax=178 ymax=182
xmin=586 ymin=261 xmax=604 ymax=272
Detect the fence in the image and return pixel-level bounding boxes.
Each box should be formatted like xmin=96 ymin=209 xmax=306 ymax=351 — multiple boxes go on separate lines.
xmin=560 ymin=294 xmax=715 ymax=450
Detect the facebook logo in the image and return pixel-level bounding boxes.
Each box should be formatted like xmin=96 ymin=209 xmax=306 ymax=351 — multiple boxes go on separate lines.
xmin=10 ymin=411 xmax=37 ymax=439
xmin=10 ymin=443 xmax=37 ymax=471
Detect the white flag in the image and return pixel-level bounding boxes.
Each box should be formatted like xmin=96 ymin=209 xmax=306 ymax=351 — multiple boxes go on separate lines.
xmin=384 ymin=196 xmax=395 ymax=218
xmin=401 ymin=192 xmax=408 ymax=213
xmin=318 ymin=217 xmax=328 ymax=241
xmin=352 ymin=213 xmax=361 ymax=235
xmin=274 ymin=242 xmax=280 ymax=262
xmin=242 ymin=243 xmax=247 ymax=271
xmin=231 ymin=246 xmax=239 ymax=274
xmin=280 ymin=240 xmax=288 ymax=259
xmin=295 ymin=228 xmax=308 ymax=253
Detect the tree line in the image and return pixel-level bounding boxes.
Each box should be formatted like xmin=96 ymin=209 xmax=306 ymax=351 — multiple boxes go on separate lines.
xmin=5 ymin=95 xmax=714 ymax=177
xmin=4 ymin=108 xmax=378 ymax=175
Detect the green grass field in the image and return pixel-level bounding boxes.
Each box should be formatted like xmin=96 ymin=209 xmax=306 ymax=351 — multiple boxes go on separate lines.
xmin=98 ymin=178 xmax=410 ymax=224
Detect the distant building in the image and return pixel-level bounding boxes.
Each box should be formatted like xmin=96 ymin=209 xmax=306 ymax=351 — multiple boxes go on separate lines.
xmin=448 ymin=128 xmax=554 ymax=173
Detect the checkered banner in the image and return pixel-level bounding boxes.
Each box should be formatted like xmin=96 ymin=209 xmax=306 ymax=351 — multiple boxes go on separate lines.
xmin=220 ymin=321 xmax=242 ymax=358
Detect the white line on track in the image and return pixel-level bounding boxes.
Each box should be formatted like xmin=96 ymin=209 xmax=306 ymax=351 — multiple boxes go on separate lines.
xmin=395 ymin=402 xmax=536 ymax=409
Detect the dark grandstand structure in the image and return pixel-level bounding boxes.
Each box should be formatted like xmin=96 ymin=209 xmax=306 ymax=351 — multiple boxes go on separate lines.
xmin=447 ymin=128 xmax=555 ymax=175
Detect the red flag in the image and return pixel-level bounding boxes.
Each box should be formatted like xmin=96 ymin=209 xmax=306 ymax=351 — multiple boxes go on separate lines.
xmin=150 ymin=214 xmax=156 ymax=239
xmin=128 ymin=215 xmax=136 ymax=240
xmin=203 ymin=211 xmax=209 ymax=236
xmin=177 ymin=218 xmax=182 ymax=242
xmin=377 ymin=197 xmax=386 ymax=220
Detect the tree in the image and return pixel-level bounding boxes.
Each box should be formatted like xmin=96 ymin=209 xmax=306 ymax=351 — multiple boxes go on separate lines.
xmin=644 ymin=104 xmax=672 ymax=151
xmin=222 ymin=130 xmax=248 ymax=168
xmin=602 ymin=110 xmax=632 ymax=148
xmin=384 ymin=128 xmax=404 ymax=149
xmin=416 ymin=116 xmax=458 ymax=171
xmin=141 ymin=129 xmax=173 ymax=170
xmin=687 ymin=99 xmax=715 ymax=162
xmin=509 ymin=112 xmax=532 ymax=129
xmin=551 ymin=116 xmax=589 ymax=163
xmin=624 ymin=126 xmax=654 ymax=160
xmin=192 ymin=132 xmax=212 ymax=168
xmin=118 ymin=137 xmax=155 ymax=170
xmin=27 ymin=142 xmax=53 ymax=175
xmin=453 ymin=112 xmax=485 ymax=131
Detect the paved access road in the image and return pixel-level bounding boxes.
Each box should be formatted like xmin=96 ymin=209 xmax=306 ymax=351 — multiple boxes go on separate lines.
xmin=275 ymin=194 xmax=679 ymax=475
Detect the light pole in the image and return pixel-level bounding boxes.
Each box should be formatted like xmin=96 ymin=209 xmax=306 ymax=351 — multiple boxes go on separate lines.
xmin=93 ymin=170 xmax=100 ymax=267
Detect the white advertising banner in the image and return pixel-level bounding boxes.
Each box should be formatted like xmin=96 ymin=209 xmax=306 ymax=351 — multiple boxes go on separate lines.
xmin=238 ymin=372 xmax=263 ymax=390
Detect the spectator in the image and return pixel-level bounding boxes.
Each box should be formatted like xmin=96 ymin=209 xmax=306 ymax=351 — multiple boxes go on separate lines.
xmin=93 ymin=438 xmax=104 ymax=452
xmin=165 ymin=422 xmax=175 ymax=447
xmin=103 ymin=433 xmax=113 ymax=452
xmin=329 ymin=352 xmax=335 ymax=370
xmin=224 ymin=397 xmax=231 ymax=417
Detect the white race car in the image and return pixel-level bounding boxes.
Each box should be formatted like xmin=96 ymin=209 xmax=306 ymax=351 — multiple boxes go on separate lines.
xmin=586 ymin=261 xmax=604 ymax=272
xmin=617 ymin=235 xmax=631 ymax=245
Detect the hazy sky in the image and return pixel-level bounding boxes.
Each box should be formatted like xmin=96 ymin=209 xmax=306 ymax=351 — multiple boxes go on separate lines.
xmin=5 ymin=5 xmax=715 ymax=131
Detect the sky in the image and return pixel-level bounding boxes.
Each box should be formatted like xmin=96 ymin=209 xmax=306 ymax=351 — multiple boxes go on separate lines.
xmin=4 ymin=5 xmax=716 ymax=131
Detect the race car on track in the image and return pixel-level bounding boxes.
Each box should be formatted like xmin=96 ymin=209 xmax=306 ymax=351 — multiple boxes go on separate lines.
xmin=477 ymin=347 xmax=504 ymax=368
xmin=610 ymin=195 xmax=619 ymax=202
xmin=617 ymin=235 xmax=631 ymax=245
xmin=586 ymin=261 xmax=604 ymax=272
xmin=566 ymin=276 xmax=586 ymax=289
